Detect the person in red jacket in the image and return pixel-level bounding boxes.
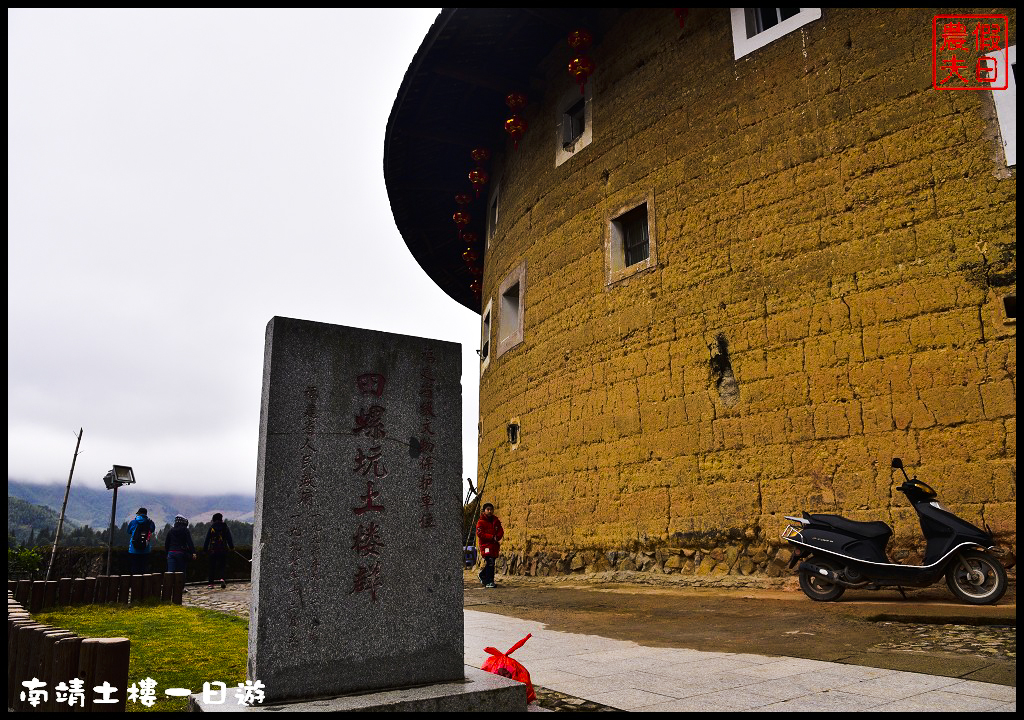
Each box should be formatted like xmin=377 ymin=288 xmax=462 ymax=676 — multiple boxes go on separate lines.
xmin=476 ymin=503 xmax=504 ymax=588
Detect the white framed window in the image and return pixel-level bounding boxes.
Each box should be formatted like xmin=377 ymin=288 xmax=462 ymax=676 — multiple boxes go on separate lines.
xmin=496 ymin=261 xmax=526 ymax=358
xmin=730 ymin=8 xmax=821 ymax=60
xmin=989 ymin=44 xmax=1016 ymax=166
xmin=480 ymin=298 xmax=493 ymax=374
xmin=555 ymin=82 xmax=593 ymax=167
xmin=606 ymin=195 xmax=658 ymax=286
xmin=486 ymin=186 xmax=499 ymax=247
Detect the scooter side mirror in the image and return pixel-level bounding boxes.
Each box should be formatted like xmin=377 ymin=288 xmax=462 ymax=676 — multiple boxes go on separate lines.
xmin=891 ymin=457 xmax=911 ymax=482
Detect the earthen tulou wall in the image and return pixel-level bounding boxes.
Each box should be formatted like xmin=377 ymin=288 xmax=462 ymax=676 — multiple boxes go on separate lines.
xmin=476 ymin=8 xmax=1016 ymax=579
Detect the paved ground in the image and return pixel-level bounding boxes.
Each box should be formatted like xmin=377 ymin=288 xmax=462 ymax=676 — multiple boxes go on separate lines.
xmin=462 ymin=572 xmax=1016 ymax=687
xmin=184 ymin=575 xmax=1015 ymax=712
xmin=464 ymin=608 xmax=1015 ymax=712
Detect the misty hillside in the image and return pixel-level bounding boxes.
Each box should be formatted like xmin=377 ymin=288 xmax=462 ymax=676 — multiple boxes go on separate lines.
xmin=8 ymin=495 xmax=77 ymax=543
xmin=8 ymin=479 xmax=255 ymax=529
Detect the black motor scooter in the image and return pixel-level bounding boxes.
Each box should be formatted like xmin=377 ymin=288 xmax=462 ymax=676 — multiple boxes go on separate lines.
xmin=781 ymin=458 xmax=1008 ymax=605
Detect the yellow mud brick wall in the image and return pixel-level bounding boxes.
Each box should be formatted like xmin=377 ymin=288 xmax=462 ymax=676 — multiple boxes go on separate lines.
xmin=477 ymin=8 xmax=1016 ymax=575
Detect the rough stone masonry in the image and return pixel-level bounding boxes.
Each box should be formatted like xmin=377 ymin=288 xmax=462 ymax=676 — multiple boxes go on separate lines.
xmin=249 ymin=317 xmax=462 ymax=702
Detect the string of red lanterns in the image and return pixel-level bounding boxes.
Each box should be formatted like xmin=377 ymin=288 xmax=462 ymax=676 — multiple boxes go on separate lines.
xmin=504 ymin=92 xmax=528 ymax=150
xmin=453 ymin=31 xmax=600 ymax=303
xmin=460 ymin=148 xmax=490 ymax=300
xmin=567 ymin=29 xmax=596 ymax=94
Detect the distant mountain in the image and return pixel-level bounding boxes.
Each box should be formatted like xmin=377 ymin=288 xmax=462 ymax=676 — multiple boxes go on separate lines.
xmin=8 ymin=496 xmax=77 ymax=543
xmin=7 ymin=479 xmax=255 ymax=530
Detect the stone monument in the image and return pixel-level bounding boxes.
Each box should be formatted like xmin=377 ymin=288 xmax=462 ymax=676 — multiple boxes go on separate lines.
xmin=189 ymin=317 xmax=525 ymax=711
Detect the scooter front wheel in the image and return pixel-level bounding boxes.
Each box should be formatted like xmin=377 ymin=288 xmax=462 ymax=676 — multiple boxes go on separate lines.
xmin=945 ymin=550 xmax=1007 ymax=605
xmin=799 ymin=560 xmax=846 ymax=602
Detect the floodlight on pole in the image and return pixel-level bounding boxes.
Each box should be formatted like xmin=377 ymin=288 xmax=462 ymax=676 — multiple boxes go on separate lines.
xmin=104 ymin=465 xmax=136 ymax=575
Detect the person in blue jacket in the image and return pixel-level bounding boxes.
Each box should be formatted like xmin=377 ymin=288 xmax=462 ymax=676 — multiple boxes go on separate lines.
xmin=127 ymin=507 xmax=157 ymax=575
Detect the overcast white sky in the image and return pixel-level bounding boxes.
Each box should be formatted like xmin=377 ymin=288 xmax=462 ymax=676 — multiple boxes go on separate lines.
xmin=8 ymin=8 xmax=484 ymax=498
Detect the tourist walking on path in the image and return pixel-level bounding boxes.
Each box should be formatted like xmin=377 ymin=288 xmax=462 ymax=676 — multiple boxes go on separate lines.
xmin=476 ymin=503 xmax=504 ymax=588
xmin=127 ymin=507 xmax=157 ymax=575
xmin=165 ymin=515 xmax=197 ymax=575
xmin=204 ymin=513 xmax=234 ymax=589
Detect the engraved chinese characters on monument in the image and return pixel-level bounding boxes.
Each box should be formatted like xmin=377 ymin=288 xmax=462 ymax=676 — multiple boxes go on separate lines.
xmin=249 ymin=318 xmax=462 ymax=702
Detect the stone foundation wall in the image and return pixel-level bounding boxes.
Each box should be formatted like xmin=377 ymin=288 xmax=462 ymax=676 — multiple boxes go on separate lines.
xmin=487 ymin=529 xmax=1017 ymax=580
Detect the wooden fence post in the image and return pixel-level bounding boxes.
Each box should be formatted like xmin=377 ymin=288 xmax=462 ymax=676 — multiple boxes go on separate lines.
xmin=57 ymin=578 xmax=73 ymax=606
xmin=84 ymin=577 xmax=97 ymax=605
xmin=78 ymin=637 xmax=130 ymax=712
xmin=117 ymin=575 xmax=132 ymax=604
xmin=95 ymin=576 xmax=108 ymax=604
xmin=42 ymin=581 xmax=59 ymax=610
xmin=71 ymin=578 xmax=87 ymax=605
xmin=28 ymin=581 xmax=45 ymax=613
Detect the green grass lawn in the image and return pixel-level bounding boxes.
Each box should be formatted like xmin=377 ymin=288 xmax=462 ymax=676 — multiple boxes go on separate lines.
xmin=34 ymin=601 xmax=248 ymax=712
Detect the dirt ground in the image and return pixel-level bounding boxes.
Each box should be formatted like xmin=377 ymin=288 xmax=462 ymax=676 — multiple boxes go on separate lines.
xmin=464 ymin=571 xmax=1017 ymax=687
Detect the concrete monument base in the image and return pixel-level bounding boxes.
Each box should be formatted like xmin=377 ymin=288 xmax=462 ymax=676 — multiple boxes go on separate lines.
xmin=188 ymin=666 xmax=529 ymax=712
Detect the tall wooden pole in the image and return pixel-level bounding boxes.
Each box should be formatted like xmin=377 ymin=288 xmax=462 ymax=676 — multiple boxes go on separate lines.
xmin=45 ymin=428 xmax=82 ymax=582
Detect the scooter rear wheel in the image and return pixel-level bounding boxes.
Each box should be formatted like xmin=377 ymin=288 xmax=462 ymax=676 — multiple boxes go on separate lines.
xmin=945 ymin=550 xmax=1007 ymax=605
xmin=799 ymin=560 xmax=846 ymax=602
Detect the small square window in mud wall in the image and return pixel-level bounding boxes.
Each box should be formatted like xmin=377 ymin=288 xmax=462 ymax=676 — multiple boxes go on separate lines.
xmin=496 ymin=260 xmax=526 ymax=358
xmin=480 ymin=298 xmax=493 ymax=375
xmin=606 ymin=197 xmax=657 ymax=286
xmin=555 ymin=82 xmax=593 ymax=167
xmin=1002 ymin=294 xmax=1016 ymax=324
xmin=988 ymin=44 xmax=1016 ymax=166
xmin=730 ymin=8 xmax=821 ymax=60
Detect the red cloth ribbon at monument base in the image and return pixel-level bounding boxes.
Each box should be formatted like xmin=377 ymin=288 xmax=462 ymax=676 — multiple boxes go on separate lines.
xmin=482 ymin=633 xmax=537 ymax=703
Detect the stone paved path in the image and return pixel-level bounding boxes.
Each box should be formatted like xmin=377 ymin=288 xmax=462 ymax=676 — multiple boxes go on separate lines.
xmin=182 ymin=581 xmax=250 ymax=618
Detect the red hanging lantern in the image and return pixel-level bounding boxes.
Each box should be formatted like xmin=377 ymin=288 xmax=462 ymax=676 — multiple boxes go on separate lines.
xmin=455 ymin=193 xmax=473 ymax=207
xmin=504 ymin=115 xmax=528 ymax=149
xmin=505 ymin=92 xmax=527 ymax=113
xmin=568 ymin=55 xmax=596 ymax=95
xmin=461 ymin=231 xmax=479 ymax=246
xmin=470 ymin=147 xmax=491 ymax=164
xmin=453 ymin=210 xmax=471 ymax=239
xmin=567 ymin=29 xmax=593 ymax=51
xmin=467 ymin=264 xmax=483 ymax=278
xmin=468 ymin=167 xmax=490 ymax=197
xmin=462 ymin=247 xmax=479 ymax=265
xmin=469 ymin=278 xmax=482 ymax=295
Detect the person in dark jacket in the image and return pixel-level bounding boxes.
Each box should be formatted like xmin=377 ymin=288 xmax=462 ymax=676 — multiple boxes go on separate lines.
xmin=203 ymin=513 xmax=234 ymax=589
xmin=127 ymin=507 xmax=157 ymax=575
xmin=165 ymin=515 xmax=197 ymax=575
xmin=475 ymin=503 xmax=504 ymax=588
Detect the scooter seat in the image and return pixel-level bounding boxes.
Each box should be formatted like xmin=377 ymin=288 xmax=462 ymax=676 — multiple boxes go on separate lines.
xmin=807 ymin=514 xmax=892 ymax=540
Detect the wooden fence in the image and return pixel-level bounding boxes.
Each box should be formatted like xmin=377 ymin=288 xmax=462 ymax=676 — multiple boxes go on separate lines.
xmin=8 ymin=572 xmax=186 ymax=612
xmin=8 ymin=591 xmax=130 ymax=711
